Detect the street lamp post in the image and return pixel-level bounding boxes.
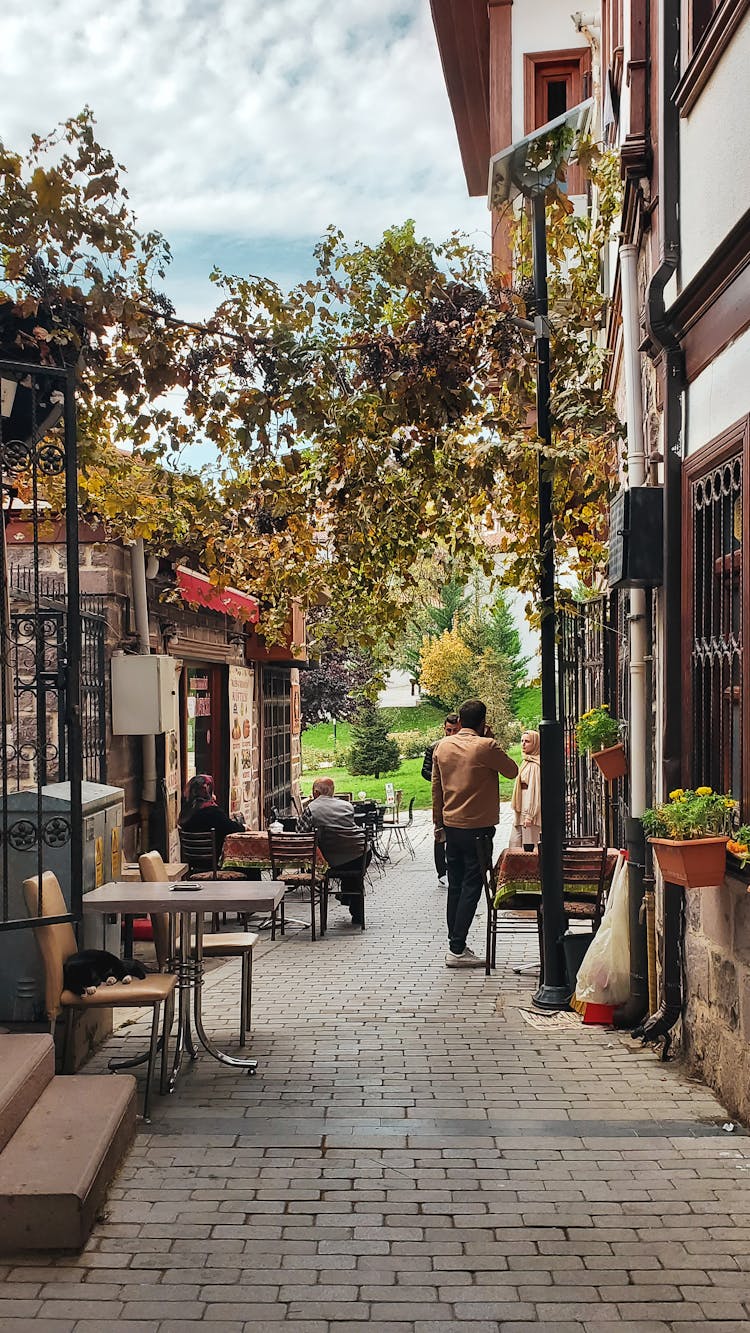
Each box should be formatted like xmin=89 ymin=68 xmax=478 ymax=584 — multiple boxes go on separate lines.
xmin=488 ymin=101 xmax=593 ymax=1009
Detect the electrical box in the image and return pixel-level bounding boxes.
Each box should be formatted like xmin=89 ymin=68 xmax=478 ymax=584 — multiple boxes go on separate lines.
xmin=111 ymin=653 xmax=177 ymax=734
xmin=608 ymin=486 xmax=664 ymax=588
xmin=0 ymin=781 xmax=124 ymax=1022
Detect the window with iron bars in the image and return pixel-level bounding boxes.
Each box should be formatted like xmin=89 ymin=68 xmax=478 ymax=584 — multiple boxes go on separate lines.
xmin=683 ymin=416 xmax=749 ymax=815
xmin=262 ymin=668 xmax=292 ymax=822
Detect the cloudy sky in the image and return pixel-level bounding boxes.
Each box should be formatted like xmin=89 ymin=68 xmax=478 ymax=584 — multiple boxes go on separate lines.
xmin=3 ymin=0 xmax=489 ymax=317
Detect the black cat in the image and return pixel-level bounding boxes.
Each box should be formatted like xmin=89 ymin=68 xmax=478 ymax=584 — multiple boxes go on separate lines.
xmin=63 ymin=949 xmax=148 ymax=997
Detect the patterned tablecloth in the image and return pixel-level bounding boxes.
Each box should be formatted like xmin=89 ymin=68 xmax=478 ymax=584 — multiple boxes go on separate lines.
xmin=493 ymin=848 xmax=619 ymax=908
xmin=222 ymin=831 xmax=326 ymax=872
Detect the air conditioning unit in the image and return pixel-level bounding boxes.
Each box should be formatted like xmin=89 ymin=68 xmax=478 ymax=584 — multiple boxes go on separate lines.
xmin=608 ymin=487 xmax=663 ymax=588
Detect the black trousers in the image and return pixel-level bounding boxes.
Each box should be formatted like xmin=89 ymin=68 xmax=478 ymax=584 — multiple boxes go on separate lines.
xmin=434 ymin=838 xmax=447 ymax=878
xmin=445 ymin=825 xmax=494 ymax=954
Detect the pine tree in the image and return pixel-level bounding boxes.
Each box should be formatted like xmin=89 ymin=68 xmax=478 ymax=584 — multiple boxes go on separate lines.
xmin=347 ymin=706 xmax=400 ymax=780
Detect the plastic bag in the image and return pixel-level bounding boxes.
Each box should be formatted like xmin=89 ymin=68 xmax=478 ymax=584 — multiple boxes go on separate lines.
xmin=574 ymin=853 xmax=630 ymax=1005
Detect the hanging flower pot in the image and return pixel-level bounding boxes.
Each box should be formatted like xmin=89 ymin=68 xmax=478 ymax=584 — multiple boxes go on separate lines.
xmin=592 ymin=741 xmax=628 ymax=782
xmin=648 ymin=836 xmax=728 ymax=889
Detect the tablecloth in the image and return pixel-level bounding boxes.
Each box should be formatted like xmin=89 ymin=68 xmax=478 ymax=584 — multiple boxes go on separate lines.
xmin=222 ymin=831 xmax=326 ymax=872
xmin=493 ymin=848 xmax=619 ymax=908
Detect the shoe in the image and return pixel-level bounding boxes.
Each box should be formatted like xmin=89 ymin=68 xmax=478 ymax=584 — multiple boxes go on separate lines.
xmin=445 ymin=947 xmax=485 ymax=968
xmin=437 ymin=876 xmax=448 ymax=888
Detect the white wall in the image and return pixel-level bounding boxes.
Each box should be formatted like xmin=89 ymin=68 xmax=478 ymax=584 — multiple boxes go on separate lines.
xmin=511 ymin=0 xmax=592 ymax=140
xmin=686 ymin=327 xmax=750 ymax=455
xmin=679 ymin=8 xmax=750 ymax=289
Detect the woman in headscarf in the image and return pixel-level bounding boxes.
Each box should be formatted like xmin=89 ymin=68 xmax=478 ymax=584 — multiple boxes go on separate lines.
xmin=509 ymin=730 xmax=541 ymax=849
xmin=178 ymin=774 xmax=244 ymax=841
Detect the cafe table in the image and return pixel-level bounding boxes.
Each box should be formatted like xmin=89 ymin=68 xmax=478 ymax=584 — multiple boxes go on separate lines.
xmin=83 ymin=879 xmax=286 ymax=1085
xmin=221 ymin=830 xmax=326 ymax=875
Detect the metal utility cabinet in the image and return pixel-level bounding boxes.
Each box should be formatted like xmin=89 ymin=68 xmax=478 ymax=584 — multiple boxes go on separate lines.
xmin=0 ymin=782 xmax=124 ymax=1022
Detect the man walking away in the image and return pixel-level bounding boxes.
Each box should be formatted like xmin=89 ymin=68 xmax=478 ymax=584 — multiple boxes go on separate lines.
xmin=432 ymin=699 xmax=517 ymax=967
xmin=422 ymin=713 xmax=460 ymax=887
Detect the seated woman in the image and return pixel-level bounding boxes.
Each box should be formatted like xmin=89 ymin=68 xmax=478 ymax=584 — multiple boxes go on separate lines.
xmin=178 ymin=774 xmax=261 ymax=881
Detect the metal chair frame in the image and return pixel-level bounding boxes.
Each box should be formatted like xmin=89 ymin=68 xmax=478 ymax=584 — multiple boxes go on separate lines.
xmin=382 ymin=795 xmax=416 ymax=859
xmin=268 ymin=830 xmax=319 ymax=941
xmin=321 ymin=844 xmax=369 ymax=935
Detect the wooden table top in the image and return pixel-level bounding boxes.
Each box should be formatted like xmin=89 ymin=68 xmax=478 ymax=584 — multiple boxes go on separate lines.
xmin=83 ymin=879 xmax=287 ymax=914
xmin=121 ymin=861 xmax=188 ymax=884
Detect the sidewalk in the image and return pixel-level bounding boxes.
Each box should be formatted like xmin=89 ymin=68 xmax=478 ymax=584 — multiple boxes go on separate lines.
xmin=3 ymin=810 xmax=750 ymax=1331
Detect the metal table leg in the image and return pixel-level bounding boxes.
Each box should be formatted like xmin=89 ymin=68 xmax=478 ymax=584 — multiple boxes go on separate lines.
xmin=191 ymin=913 xmax=257 ymax=1073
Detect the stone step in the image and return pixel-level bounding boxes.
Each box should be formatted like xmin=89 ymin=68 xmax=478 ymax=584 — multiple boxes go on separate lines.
xmin=0 ymin=1034 xmax=55 ymax=1156
xmin=0 ymin=1071 xmax=136 ymax=1251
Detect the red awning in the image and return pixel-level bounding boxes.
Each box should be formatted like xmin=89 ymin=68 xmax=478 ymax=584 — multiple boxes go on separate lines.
xmin=176 ymin=566 xmax=259 ymax=623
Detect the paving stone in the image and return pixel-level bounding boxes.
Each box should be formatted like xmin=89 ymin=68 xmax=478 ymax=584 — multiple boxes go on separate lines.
xmin=7 ymin=813 xmax=750 ymax=1332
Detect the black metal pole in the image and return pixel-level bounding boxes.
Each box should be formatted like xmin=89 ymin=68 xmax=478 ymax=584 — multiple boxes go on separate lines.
xmin=530 ymin=190 xmax=569 ymax=1010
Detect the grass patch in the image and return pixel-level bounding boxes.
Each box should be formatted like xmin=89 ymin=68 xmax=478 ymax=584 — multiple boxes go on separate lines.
xmin=516 ymin=685 xmax=541 ymax=730
xmin=301 ymin=743 xmax=522 ymax=809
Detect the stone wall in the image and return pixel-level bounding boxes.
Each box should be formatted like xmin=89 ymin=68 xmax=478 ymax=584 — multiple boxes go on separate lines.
xmin=682 ymin=875 xmax=750 ymax=1124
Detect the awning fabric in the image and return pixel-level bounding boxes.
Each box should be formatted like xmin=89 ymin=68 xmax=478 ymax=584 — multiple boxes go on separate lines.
xmin=176 ymin=566 xmax=259 ymax=623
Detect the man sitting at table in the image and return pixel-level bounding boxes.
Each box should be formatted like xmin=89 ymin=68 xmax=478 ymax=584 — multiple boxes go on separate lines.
xmin=298 ymin=779 xmax=371 ymax=925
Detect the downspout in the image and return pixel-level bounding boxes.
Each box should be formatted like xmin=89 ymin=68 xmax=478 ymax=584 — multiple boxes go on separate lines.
xmin=571 ymin=13 xmax=601 ymax=136
xmin=130 ymin=538 xmax=158 ymax=851
xmin=614 ymin=244 xmax=649 ymax=1028
xmin=631 ymin=0 xmax=684 ymax=1055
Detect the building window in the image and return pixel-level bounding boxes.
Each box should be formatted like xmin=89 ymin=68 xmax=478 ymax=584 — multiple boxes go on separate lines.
xmin=690 ymin=0 xmax=721 ymax=54
xmin=683 ymin=417 xmax=749 ymax=814
xmin=523 ymin=49 xmax=591 ymax=193
xmin=262 ymin=668 xmax=292 ymax=821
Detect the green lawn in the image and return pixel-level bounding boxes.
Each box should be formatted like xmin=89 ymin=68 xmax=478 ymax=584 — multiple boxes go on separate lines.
xmin=301 ymin=701 xmax=445 ymax=757
xmin=301 ymin=744 xmax=523 ymax=809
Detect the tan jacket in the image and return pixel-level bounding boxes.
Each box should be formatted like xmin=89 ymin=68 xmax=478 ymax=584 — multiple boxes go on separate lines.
xmin=432 ymin=729 xmax=518 ymax=829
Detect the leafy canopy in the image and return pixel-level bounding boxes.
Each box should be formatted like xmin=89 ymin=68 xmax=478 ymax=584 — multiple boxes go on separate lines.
xmin=1 ymin=111 xmax=622 ymax=652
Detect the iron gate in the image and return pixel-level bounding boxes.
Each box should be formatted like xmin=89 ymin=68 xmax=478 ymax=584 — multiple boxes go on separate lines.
xmin=0 ymin=360 xmax=82 ymax=932
xmin=557 ymin=592 xmax=627 ymax=848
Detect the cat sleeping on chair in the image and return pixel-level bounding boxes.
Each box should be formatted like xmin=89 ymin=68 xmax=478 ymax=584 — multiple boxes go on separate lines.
xmin=63 ymin=949 xmax=148 ymax=997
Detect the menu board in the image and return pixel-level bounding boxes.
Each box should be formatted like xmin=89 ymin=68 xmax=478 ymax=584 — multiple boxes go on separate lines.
xmin=228 ymin=665 xmax=254 ymax=825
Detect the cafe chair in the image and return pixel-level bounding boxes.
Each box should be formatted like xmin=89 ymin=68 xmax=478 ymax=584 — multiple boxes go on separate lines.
xmin=335 ymin=791 xmax=353 ymax=802
xmin=268 ymin=830 xmax=320 ymax=942
xmin=179 ymin=828 xmax=249 ymax=929
xmin=475 ymin=833 xmax=500 ymax=976
xmin=536 ymin=845 xmax=609 ymax=984
xmin=321 ymin=844 xmax=369 ymax=935
xmin=382 ymin=795 xmax=416 ymax=859
xmin=139 ymin=852 xmax=259 ymax=1047
xmin=22 ymin=871 xmax=176 ymax=1122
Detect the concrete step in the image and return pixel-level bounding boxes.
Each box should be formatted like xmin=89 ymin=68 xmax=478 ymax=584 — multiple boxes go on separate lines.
xmin=0 ymin=1034 xmax=55 ymax=1155
xmin=0 ymin=1071 xmax=136 ymax=1251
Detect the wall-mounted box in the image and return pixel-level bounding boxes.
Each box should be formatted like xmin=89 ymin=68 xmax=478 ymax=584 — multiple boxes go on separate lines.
xmin=111 ymin=654 xmax=177 ymax=734
xmin=608 ymin=487 xmax=664 ymax=588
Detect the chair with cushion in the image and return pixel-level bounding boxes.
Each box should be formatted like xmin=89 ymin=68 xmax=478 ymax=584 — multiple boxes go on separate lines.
xmin=178 ymin=828 xmax=250 ymax=929
xmin=23 ymin=871 xmax=176 ymax=1121
xmin=536 ymin=845 xmax=609 ymax=983
xmin=382 ymin=795 xmax=416 ymax=859
xmin=139 ymin=852 xmax=258 ymax=1047
xmin=321 ymin=844 xmax=369 ymax=935
xmin=268 ymin=830 xmax=319 ymax=941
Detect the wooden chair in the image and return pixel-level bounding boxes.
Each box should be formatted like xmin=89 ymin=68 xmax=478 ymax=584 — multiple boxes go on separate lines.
xmin=477 ymin=833 xmax=499 ymax=976
xmin=268 ymin=830 xmax=320 ymax=941
xmin=335 ymin=792 xmax=353 ymax=802
xmin=178 ymin=828 xmax=248 ymax=928
xmin=382 ymin=796 xmax=416 ymax=859
xmin=536 ymin=845 xmax=609 ymax=983
xmin=321 ymin=845 xmax=369 ymax=935
xmin=22 ymin=871 xmax=176 ymax=1121
xmin=139 ymin=852 xmax=258 ymax=1047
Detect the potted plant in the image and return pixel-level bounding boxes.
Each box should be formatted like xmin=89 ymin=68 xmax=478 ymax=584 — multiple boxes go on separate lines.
xmin=575 ymin=706 xmax=627 ymax=782
xmin=641 ymin=787 xmax=737 ymax=889
xmin=727 ymin=826 xmax=750 ymax=870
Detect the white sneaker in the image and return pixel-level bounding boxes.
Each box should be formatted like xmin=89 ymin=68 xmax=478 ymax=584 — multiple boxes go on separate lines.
xmin=437 ymin=876 xmax=448 ymax=888
xmin=445 ymin=947 xmax=485 ymax=968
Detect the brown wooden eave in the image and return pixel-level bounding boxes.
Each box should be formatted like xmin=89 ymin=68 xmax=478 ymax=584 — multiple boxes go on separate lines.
xmin=430 ymin=0 xmax=491 ymax=196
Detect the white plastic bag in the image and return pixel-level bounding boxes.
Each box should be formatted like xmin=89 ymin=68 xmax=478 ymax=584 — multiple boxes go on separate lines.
xmin=574 ymin=853 xmax=630 ymax=1005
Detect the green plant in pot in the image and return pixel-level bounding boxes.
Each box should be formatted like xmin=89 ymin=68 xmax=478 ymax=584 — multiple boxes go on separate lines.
xmin=575 ymin=706 xmax=627 ymax=782
xmin=642 ymin=787 xmax=737 ymax=889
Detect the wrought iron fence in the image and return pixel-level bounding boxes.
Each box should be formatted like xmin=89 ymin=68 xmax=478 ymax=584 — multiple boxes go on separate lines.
xmin=557 ymin=592 xmax=627 ymax=849
xmin=0 ymin=360 xmax=82 ymax=933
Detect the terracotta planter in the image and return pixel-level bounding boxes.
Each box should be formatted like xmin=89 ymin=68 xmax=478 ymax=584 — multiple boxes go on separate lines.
xmin=648 ymin=836 xmax=728 ymax=889
xmin=592 ymin=742 xmax=627 ymax=782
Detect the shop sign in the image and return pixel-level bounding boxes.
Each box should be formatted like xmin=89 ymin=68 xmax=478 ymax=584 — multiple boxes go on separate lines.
xmin=228 ymin=665 xmax=255 ymax=825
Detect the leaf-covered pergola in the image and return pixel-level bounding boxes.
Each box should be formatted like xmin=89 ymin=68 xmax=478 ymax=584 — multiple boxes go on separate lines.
xmin=0 ymin=110 xmax=622 ymax=655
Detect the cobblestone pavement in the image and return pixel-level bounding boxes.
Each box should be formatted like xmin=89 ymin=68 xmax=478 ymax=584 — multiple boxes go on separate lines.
xmin=4 ymin=810 xmax=750 ymax=1331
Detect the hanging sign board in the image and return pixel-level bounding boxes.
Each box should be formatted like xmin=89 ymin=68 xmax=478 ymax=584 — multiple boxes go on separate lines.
xmin=228 ymin=665 xmax=255 ymax=826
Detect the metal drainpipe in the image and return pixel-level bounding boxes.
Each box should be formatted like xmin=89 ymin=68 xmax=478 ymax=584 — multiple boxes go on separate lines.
xmin=130 ymin=539 xmax=157 ymax=851
xmin=631 ymin=0 xmax=685 ymax=1055
xmin=614 ymin=243 xmax=649 ymax=1028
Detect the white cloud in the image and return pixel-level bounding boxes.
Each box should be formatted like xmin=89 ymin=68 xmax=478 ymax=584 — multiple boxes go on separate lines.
xmin=2 ymin=0 xmax=489 ymax=271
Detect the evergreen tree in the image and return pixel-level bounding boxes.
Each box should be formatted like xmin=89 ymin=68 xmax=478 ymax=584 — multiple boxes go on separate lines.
xmin=347 ymin=706 xmax=400 ymax=779
xmin=482 ymin=593 xmax=530 ymax=711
